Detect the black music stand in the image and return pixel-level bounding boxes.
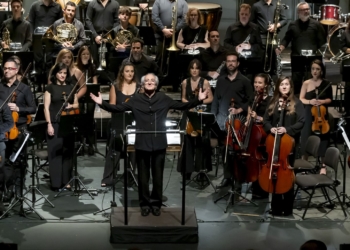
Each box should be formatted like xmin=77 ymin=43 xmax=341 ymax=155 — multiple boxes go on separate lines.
xmin=82 ymin=84 xmax=104 ymax=157
xmin=184 ymin=111 xmax=217 ymax=192
xmin=54 ymin=114 xmax=95 ymax=199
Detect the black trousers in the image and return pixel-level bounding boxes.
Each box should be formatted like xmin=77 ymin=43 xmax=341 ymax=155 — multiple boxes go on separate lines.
xmin=0 ymin=142 xmax=6 ymax=191
xmin=79 ymin=102 xmax=96 ymax=148
xmin=136 ymin=149 xmax=166 ymax=209
xmin=46 ymin=123 xmax=74 ymax=189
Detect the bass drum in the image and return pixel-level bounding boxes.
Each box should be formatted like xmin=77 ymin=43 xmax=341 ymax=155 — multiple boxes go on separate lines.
xmin=148 ymin=3 xmax=222 ymax=32
xmin=328 ymin=24 xmax=346 ymax=56
xmin=188 ymin=3 xmax=222 ymax=31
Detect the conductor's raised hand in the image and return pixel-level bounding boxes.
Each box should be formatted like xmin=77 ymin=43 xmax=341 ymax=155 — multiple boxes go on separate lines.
xmin=198 ymin=88 xmax=209 ymax=101
xmin=90 ymin=92 xmax=102 ymax=105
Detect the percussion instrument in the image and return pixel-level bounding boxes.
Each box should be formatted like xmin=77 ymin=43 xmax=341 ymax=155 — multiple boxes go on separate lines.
xmin=148 ymin=2 xmax=222 ymax=31
xmin=320 ymin=4 xmax=341 ymax=25
xmin=328 ymin=24 xmax=346 ymax=57
xmin=128 ymin=6 xmax=141 ymax=26
xmin=189 ymin=3 xmax=222 ymax=31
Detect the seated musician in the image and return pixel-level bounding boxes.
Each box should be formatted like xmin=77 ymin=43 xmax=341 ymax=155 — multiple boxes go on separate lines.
xmin=299 ymin=60 xmax=332 ymax=175
xmin=0 ymin=0 xmax=32 ymax=52
xmin=75 ymin=46 xmax=98 ymax=156
xmin=0 ymin=101 xmax=13 ymax=215
xmin=52 ymin=1 xmax=86 ymax=55
xmin=176 ymin=8 xmax=209 ymax=53
xmin=211 ymin=51 xmax=253 ymax=189
xmin=90 ymin=73 xmax=209 ymax=217
xmin=224 ymin=4 xmax=262 ymax=61
xmin=44 ymin=62 xmax=79 ymax=191
xmin=246 ymin=73 xmax=271 ymax=199
xmin=263 ymin=76 xmax=305 ymax=216
xmin=122 ymin=38 xmax=159 ymax=83
xmin=199 ymin=30 xmax=227 ymax=87
xmin=101 ymin=62 xmax=138 ymax=187
xmin=0 ymin=58 xmax=36 ymax=198
xmin=112 ymin=6 xmax=139 ymax=58
xmin=177 ymin=59 xmax=213 ymax=181
xmin=340 ymin=18 xmax=350 ymax=117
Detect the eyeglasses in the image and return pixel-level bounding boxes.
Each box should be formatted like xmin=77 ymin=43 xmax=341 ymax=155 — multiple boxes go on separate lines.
xmin=3 ymin=67 xmax=17 ymax=71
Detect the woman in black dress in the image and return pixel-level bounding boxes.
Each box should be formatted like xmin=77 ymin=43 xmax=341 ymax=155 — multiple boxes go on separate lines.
xmin=177 ymin=59 xmax=213 ymax=180
xmin=176 ymin=8 xmax=210 ymax=52
xmin=75 ymin=46 xmax=98 ymax=155
xmin=101 ymin=62 xmax=138 ymax=186
xmin=299 ymin=60 xmax=332 ymax=175
xmin=44 ymin=63 xmax=79 ymax=191
xmin=263 ymin=76 xmax=305 ymax=216
xmin=247 ymin=73 xmax=271 ymax=199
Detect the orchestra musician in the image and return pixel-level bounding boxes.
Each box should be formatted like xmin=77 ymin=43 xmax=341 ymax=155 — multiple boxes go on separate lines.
xmin=0 ymin=58 xmax=36 ymax=198
xmin=44 ymin=62 xmax=79 ymax=191
xmin=50 ymin=49 xmax=86 ymax=100
xmin=0 ymin=0 xmax=32 ymax=52
xmin=263 ymin=76 xmax=305 ymax=216
xmin=52 ymin=1 xmax=86 ymax=55
xmin=27 ymin=0 xmax=63 ymax=31
xmin=90 ymin=73 xmax=209 ymax=217
xmin=101 ymin=62 xmax=138 ymax=187
xmin=199 ymin=30 xmax=227 ymax=84
xmin=299 ymin=60 xmax=332 ymax=175
xmin=340 ymin=18 xmax=350 ymax=118
xmin=8 ymin=56 xmax=24 ymax=82
xmin=176 ymin=8 xmax=210 ymax=52
xmin=112 ymin=6 xmax=139 ymax=57
xmin=0 ymin=102 xmax=13 ymax=214
xmin=224 ymin=4 xmax=262 ymax=60
xmin=177 ymin=59 xmax=213 ymax=181
xmin=75 ymin=46 xmax=98 ymax=156
xmin=151 ymin=0 xmax=188 ymax=73
xmin=85 ymin=0 xmax=119 ymax=65
xmin=250 ymin=0 xmax=287 ymax=75
xmin=276 ymin=2 xmax=326 ymax=95
xmin=248 ymin=73 xmax=271 ymax=199
xmin=122 ymin=38 xmax=159 ymax=83
xmin=211 ymin=51 xmax=253 ymax=188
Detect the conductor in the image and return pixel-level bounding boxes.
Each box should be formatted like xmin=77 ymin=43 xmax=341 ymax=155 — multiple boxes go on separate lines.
xmin=90 ymin=73 xmax=209 ymax=217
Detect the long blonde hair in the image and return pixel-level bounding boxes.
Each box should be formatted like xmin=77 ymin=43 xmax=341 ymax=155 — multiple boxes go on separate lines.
xmin=267 ymin=76 xmax=297 ymax=116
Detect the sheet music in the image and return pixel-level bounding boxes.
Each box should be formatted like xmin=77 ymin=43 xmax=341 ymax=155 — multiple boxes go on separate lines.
xmin=127 ymin=129 xmax=181 ymax=145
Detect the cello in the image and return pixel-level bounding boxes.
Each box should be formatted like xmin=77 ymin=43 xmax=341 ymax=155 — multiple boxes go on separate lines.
xmin=237 ymin=88 xmax=267 ymax=183
xmin=259 ymin=96 xmax=295 ymax=194
xmin=311 ymin=83 xmax=331 ymax=135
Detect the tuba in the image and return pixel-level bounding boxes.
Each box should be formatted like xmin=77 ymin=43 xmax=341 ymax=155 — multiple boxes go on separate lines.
xmin=43 ymin=23 xmax=78 ymax=44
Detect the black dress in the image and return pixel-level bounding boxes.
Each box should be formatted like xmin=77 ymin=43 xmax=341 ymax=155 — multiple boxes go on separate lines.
xmin=101 ymin=85 xmax=136 ymax=185
xmin=177 ymin=77 xmax=212 ymax=176
xmin=263 ymin=96 xmax=305 ymax=215
xmin=46 ymin=84 xmax=75 ymax=189
xmin=300 ymin=80 xmax=332 ymax=158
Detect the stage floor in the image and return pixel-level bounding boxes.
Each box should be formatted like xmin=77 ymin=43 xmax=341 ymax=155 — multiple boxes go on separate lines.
xmin=0 ymin=141 xmax=350 ymax=250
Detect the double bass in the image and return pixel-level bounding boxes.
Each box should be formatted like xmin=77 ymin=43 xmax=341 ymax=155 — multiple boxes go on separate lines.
xmin=259 ymin=96 xmax=295 ymax=194
xmin=237 ymin=89 xmax=267 ymax=183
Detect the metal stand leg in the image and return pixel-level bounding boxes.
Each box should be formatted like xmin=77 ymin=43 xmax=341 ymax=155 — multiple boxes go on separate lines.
xmin=184 ymin=170 xmax=216 ymax=193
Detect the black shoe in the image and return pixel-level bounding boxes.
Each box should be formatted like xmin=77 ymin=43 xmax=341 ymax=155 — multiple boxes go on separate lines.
xmin=152 ymin=207 xmax=161 ymax=216
xmin=141 ymin=207 xmax=151 ymax=216
xmin=88 ymin=146 xmax=95 ymax=156
xmin=217 ymin=178 xmax=231 ymax=189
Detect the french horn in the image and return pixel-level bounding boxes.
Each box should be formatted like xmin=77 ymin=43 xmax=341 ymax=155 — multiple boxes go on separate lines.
xmin=43 ymin=23 xmax=78 ymax=44
xmin=105 ymin=30 xmax=134 ymax=47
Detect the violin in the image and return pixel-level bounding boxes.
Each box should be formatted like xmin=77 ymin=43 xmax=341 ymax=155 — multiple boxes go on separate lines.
xmin=259 ymin=96 xmax=295 ymax=194
xmin=311 ymin=87 xmax=330 ymax=135
xmin=61 ymin=92 xmax=80 ymax=116
xmin=185 ymin=80 xmax=204 ymax=137
xmin=5 ymin=92 xmax=19 ymax=140
xmin=236 ymin=88 xmax=266 ymax=183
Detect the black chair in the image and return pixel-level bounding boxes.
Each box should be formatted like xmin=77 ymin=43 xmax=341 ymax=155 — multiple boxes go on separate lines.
xmin=293 ymin=135 xmax=321 ymax=174
xmin=294 ymin=147 xmax=348 ymax=220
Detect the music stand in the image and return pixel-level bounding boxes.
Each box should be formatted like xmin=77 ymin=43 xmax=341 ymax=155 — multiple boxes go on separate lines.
xmin=54 ymin=114 xmax=95 ymax=199
xmin=184 ymin=111 xmax=217 ymax=192
xmin=136 ymin=26 xmax=156 ymax=46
